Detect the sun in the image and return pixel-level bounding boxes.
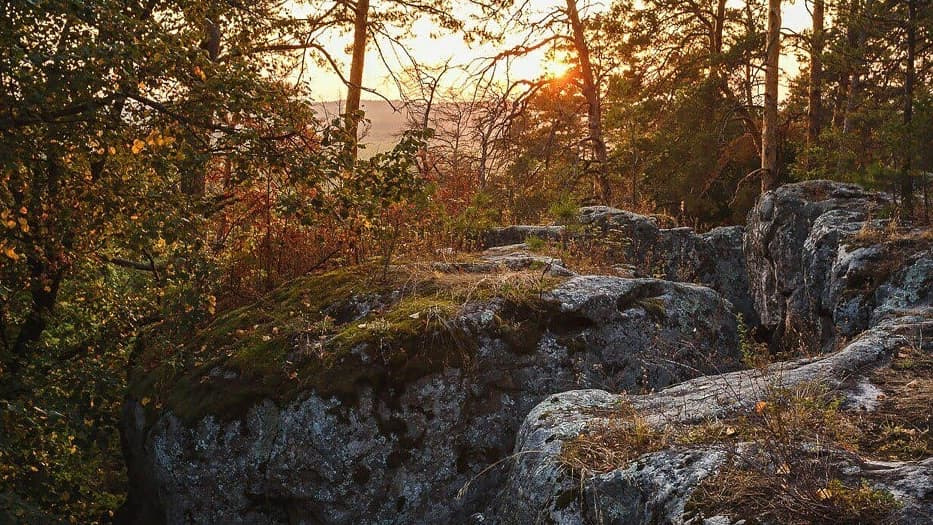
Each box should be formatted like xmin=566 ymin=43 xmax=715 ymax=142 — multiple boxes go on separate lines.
xmin=541 ymin=56 xmax=573 ymax=79
xmin=506 ymin=51 xmax=574 ymax=82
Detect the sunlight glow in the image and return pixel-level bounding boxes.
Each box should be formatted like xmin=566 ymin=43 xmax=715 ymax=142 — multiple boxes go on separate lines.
xmin=297 ymin=1 xmax=814 ymax=103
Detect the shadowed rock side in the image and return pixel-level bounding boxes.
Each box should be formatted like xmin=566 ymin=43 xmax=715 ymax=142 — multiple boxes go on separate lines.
xmin=120 ymin=275 xmax=740 ymax=524
xmin=492 ymin=313 xmax=932 ymax=524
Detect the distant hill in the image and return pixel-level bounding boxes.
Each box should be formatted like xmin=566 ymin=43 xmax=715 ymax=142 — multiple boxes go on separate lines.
xmin=314 ymin=100 xmax=410 ymax=154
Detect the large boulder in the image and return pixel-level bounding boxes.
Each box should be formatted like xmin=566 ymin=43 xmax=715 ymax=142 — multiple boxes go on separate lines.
xmin=120 ymin=269 xmax=741 ymax=524
xmin=491 ymin=180 xmax=932 ymax=525
xmin=493 ymin=311 xmax=933 ymax=524
xmin=745 ymin=180 xmax=930 ymax=351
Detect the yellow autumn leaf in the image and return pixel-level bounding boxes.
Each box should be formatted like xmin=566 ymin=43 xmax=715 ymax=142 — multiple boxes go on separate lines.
xmin=108 ymin=146 xmax=117 ymax=155
xmin=3 ymin=246 xmax=18 ymax=260
xmin=18 ymin=207 xmax=26 ymax=214
xmin=131 ymin=139 xmax=146 ymax=154
xmin=754 ymin=401 xmax=768 ymax=414
xmin=140 ymin=397 xmax=150 ymax=406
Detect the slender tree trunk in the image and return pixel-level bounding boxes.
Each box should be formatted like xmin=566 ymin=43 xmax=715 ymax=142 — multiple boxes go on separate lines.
xmin=11 ymin=159 xmax=68 ymax=366
xmin=12 ymin=266 xmax=62 ymax=361
xmin=840 ymin=0 xmax=872 ymax=136
xmin=346 ymin=0 xmax=370 ymax=159
xmin=566 ymin=0 xmax=611 ymax=203
xmin=900 ymin=0 xmax=916 ymax=213
xmin=761 ymin=0 xmax=781 ymax=192
xmin=710 ymin=0 xmax=726 ymax=80
xmin=183 ymin=16 xmax=223 ymax=197
xmin=805 ymin=0 xmax=824 ymax=166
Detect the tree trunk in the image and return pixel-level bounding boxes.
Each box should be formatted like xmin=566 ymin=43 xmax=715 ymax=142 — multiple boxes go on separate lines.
xmin=346 ymin=0 xmax=370 ymax=160
xmin=840 ymin=0 xmax=873 ymax=136
xmin=805 ymin=0 xmax=824 ymax=165
xmin=12 ymin=266 xmax=62 ymax=360
xmin=900 ymin=0 xmax=916 ymax=213
xmin=761 ymin=0 xmax=781 ymax=192
xmin=566 ymin=0 xmax=611 ymax=203
xmin=183 ymin=16 xmax=223 ymax=197
xmin=710 ymin=0 xmax=726 ymax=79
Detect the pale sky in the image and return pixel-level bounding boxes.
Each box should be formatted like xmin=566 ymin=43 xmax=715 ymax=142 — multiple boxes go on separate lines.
xmin=297 ymin=1 xmax=815 ymax=103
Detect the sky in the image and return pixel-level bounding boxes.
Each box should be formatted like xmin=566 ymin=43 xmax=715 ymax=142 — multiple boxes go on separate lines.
xmin=296 ymin=0 xmax=818 ymax=104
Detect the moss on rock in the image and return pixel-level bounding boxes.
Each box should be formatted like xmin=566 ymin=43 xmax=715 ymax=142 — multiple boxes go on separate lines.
xmin=128 ymin=263 xmax=564 ymax=423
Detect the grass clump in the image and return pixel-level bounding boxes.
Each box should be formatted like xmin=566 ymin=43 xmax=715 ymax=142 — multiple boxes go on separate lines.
xmin=559 ymin=380 xmax=918 ymax=524
xmin=524 ymin=235 xmax=547 ymax=252
xmin=558 ymin=400 xmax=670 ymax=475
xmin=856 ymin=343 xmax=932 ymax=460
xmin=688 ymin=461 xmax=901 ymax=525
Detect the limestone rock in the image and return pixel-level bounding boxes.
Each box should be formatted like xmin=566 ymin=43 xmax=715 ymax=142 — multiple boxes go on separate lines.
xmin=493 ymin=312 xmax=932 ymax=524
xmin=120 ymin=274 xmax=740 ymax=524
xmin=745 ymin=180 xmax=930 ymax=350
xmin=576 ymin=207 xmax=756 ymax=324
xmin=482 ymin=225 xmax=566 ymax=248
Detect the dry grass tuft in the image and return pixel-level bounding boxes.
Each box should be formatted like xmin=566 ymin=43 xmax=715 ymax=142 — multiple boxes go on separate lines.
xmin=558 ymin=400 xmax=670 ymax=475
xmin=857 ymin=343 xmax=932 ymax=460
xmin=688 ymin=458 xmax=901 ymax=525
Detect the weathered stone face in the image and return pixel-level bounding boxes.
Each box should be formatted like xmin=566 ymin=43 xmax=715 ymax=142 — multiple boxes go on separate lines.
xmin=494 ymin=205 xmax=759 ymax=324
xmin=745 ymin=180 xmax=930 ymax=352
xmin=494 ymin=312 xmax=933 ymax=525
xmin=121 ymin=273 xmax=740 ymax=524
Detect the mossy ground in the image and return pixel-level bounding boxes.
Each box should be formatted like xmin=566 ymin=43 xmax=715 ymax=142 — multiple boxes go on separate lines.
xmin=129 ymin=261 xmax=565 ymax=422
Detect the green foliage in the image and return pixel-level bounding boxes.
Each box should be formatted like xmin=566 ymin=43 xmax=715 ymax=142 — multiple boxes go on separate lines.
xmin=0 ymin=261 xmax=155 ymax=522
xmin=736 ymin=313 xmax=769 ymax=368
xmin=447 ymin=191 xmax=503 ymax=245
xmin=524 ymin=235 xmax=547 ymax=252
xmin=548 ymin=194 xmax=580 ymax=225
xmin=0 ymin=1 xmax=430 ymax=521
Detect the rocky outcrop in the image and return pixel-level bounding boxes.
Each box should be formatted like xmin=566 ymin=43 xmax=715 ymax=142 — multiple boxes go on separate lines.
xmin=744 ymin=180 xmax=932 ymax=351
xmin=581 ymin=208 xmax=755 ymax=325
xmin=432 ymin=244 xmax=574 ymax=276
xmin=122 ymin=181 xmax=931 ymax=525
xmin=482 ymin=225 xmax=566 ymax=248
xmin=486 ymin=207 xmax=757 ymax=324
xmin=492 ymin=180 xmax=932 ymax=525
xmin=121 ymin=274 xmax=741 ymax=524
xmin=493 ymin=312 xmax=932 ymax=524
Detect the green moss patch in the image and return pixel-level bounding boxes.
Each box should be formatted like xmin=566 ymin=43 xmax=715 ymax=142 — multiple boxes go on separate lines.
xmin=129 ymin=263 xmax=566 ymax=423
